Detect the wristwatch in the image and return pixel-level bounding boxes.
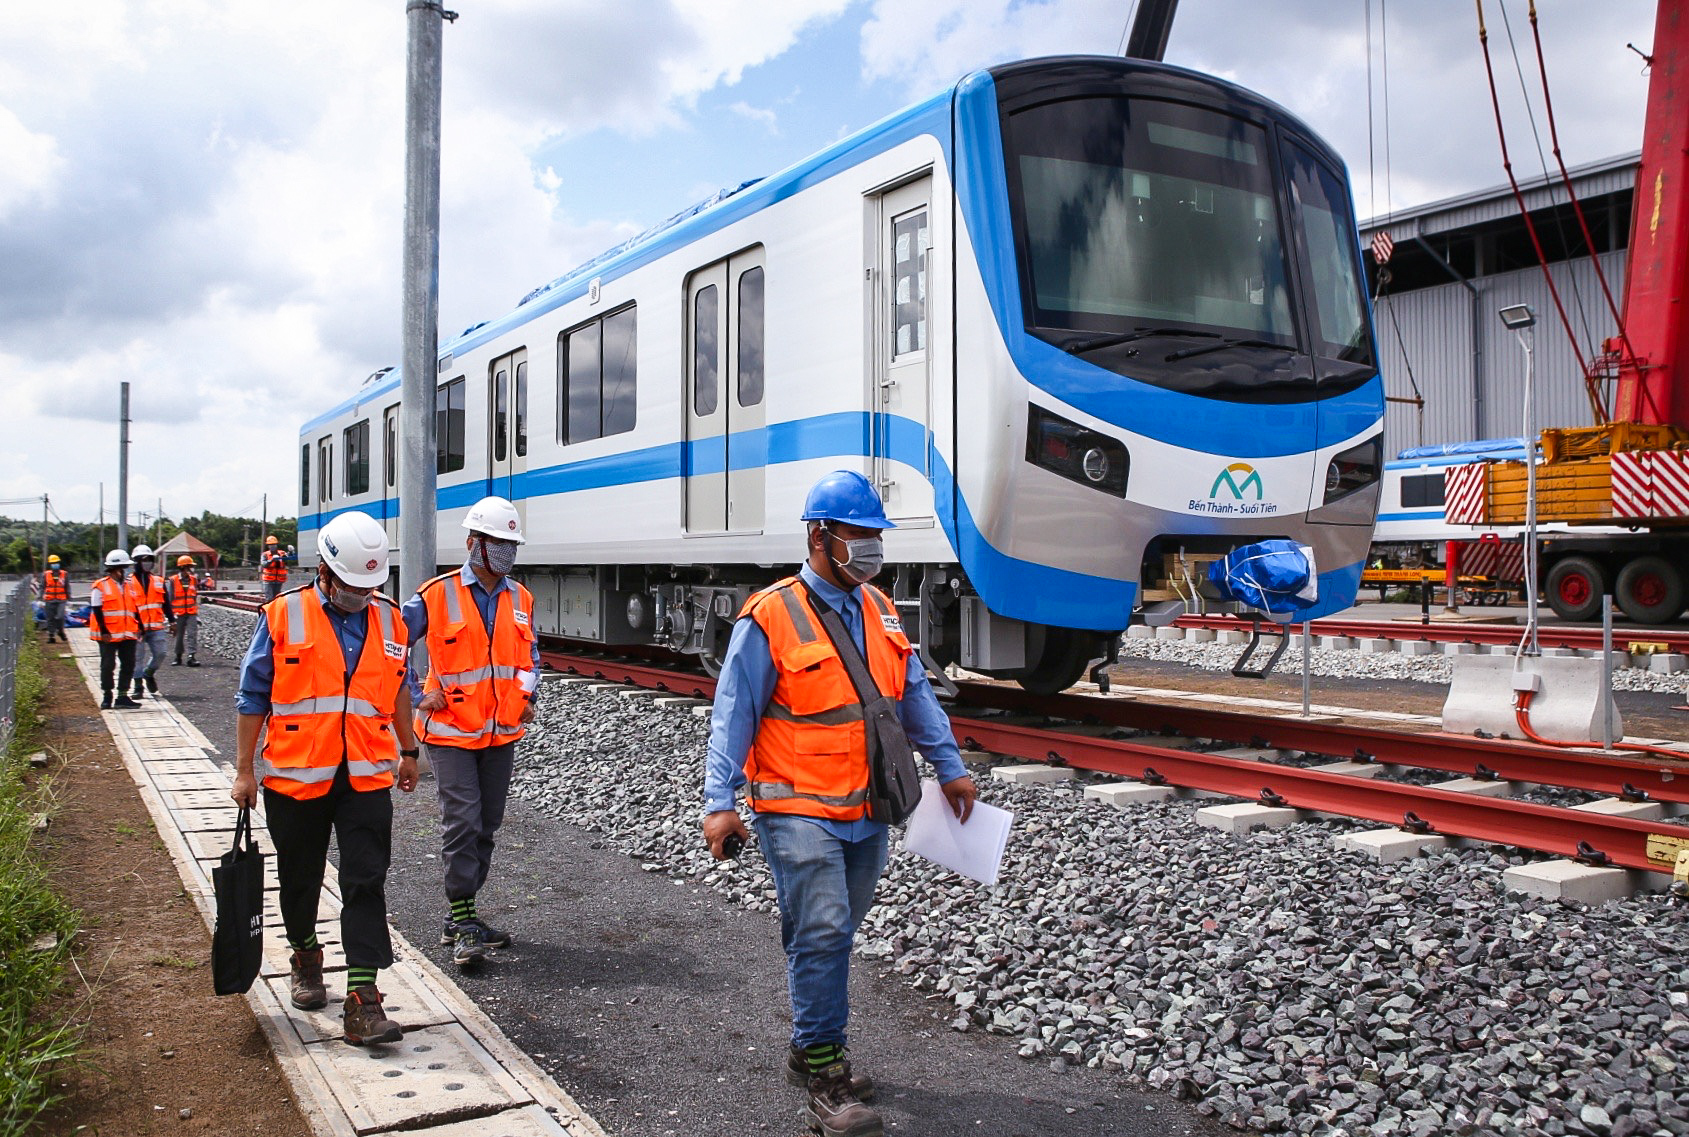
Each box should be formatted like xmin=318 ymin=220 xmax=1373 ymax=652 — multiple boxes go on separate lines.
xmin=400 ymin=748 xmax=419 ymax=758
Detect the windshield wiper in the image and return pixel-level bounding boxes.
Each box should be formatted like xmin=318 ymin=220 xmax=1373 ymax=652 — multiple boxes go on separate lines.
xmin=1164 ymin=338 xmax=1299 ymax=362
xmin=1063 ymin=327 xmax=1220 ymax=355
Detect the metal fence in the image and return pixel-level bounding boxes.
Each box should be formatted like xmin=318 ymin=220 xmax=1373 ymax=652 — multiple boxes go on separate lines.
xmin=0 ymin=577 xmax=31 ymax=758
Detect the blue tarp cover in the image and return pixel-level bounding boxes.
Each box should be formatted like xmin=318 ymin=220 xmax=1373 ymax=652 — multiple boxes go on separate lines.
xmin=1207 ymin=540 xmax=1320 ymax=615
xmin=1395 ymin=438 xmax=1527 ymax=460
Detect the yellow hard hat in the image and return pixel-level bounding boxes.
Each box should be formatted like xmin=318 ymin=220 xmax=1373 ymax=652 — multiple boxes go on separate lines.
xmin=47 ymin=554 xmax=60 ymax=564
xmin=177 ymin=555 xmax=194 ymax=566
xmin=265 ymin=535 xmax=279 ymax=544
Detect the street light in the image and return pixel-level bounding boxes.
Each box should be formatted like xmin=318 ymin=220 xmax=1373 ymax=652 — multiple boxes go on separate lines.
xmin=1498 ymin=302 xmax=1539 ymax=656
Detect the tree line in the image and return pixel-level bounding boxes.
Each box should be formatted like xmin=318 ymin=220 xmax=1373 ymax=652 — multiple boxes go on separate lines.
xmin=0 ymin=511 xmax=299 ymax=574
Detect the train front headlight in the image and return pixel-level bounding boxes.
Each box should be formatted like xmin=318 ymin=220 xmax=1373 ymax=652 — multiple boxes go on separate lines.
xmin=1026 ymin=405 xmax=1129 ymax=497
xmin=1324 ymin=436 xmax=1383 ymax=503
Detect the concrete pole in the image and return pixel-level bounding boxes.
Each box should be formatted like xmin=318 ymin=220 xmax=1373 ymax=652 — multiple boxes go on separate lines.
xmin=400 ymin=0 xmax=452 ymax=603
xmin=41 ymin=496 xmax=49 ymax=576
xmin=118 ymin=382 xmax=130 ymax=553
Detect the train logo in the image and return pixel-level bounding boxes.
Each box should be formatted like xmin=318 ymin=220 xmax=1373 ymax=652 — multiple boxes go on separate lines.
xmin=1210 ymin=463 xmax=1264 ymax=501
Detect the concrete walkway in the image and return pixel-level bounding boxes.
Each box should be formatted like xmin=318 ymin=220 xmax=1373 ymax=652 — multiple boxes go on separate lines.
xmin=66 ymin=630 xmax=608 ymax=1137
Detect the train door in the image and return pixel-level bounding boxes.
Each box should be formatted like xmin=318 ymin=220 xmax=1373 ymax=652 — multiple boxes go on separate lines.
xmin=872 ymin=177 xmax=935 ymax=522
xmin=488 ymin=349 xmax=529 ymax=529
xmin=684 ymin=248 xmax=766 ymax=533
xmin=382 ymin=402 xmax=399 ymax=548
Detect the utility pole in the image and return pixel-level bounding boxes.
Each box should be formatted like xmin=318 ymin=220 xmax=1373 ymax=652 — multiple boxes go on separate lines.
xmin=260 ymin=492 xmax=268 ymax=548
xmin=243 ymin=524 xmax=251 ymax=567
xmin=40 ymin=495 xmax=48 ymax=576
xmin=155 ymin=496 xmax=163 ymax=548
xmin=98 ymin=483 xmax=105 ymax=559
xmin=118 ymin=382 xmax=130 ymax=553
xmin=400 ymin=0 xmax=454 ymax=602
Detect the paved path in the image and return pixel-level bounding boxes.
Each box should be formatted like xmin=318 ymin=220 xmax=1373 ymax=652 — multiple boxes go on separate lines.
xmin=65 ymin=629 xmax=608 ymax=1137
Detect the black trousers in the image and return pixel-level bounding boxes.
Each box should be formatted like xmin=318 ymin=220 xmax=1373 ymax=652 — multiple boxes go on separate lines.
xmin=263 ymin=763 xmax=394 ymax=971
xmin=98 ymin=640 xmax=136 ymax=695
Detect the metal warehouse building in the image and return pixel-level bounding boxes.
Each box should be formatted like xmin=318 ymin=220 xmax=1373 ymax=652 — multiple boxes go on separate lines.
xmin=1360 ymin=152 xmax=1638 ymax=460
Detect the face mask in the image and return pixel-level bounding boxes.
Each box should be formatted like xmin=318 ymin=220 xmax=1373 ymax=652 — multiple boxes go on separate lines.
xmin=110 ymin=568 xmax=127 ymax=582
xmin=476 ymin=538 xmax=518 ymax=577
xmin=328 ymin=583 xmax=373 ymax=614
xmin=825 ymin=526 xmax=885 ymax=584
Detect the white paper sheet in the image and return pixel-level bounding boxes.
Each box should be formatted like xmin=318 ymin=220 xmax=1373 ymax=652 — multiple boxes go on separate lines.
xmin=900 ymin=779 xmax=1013 ymax=887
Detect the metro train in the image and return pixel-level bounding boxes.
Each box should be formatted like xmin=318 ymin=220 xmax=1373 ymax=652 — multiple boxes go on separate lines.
xmin=298 ymin=55 xmax=1385 ymax=692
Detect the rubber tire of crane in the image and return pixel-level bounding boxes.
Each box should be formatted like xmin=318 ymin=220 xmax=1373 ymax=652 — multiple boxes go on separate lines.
xmin=1614 ymin=555 xmax=1686 ymax=625
xmin=1544 ymin=556 xmax=1605 ymax=623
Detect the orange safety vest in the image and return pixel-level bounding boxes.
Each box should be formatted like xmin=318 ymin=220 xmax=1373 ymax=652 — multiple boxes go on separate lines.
xmin=742 ymin=577 xmax=910 ymax=821
xmin=89 ymin=576 xmax=139 ymax=642
xmin=43 ymin=569 xmax=67 ymax=602
xmin=257 ymin=586 xmax=408 ymax=800
xmin=170 ymin=570 xmax=199 ymax=617
xmin=261 ymin=549 xmax=288 ymax=582
xmin=126 ymin=571 xmax=169 ymax=632
xmin=415 ymin=571 xmax=536 ymax=749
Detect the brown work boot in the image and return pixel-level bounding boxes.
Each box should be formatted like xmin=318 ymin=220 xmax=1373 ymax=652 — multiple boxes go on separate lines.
xmin=801 ymin=1061 xmax=883 ymax=1137
xmin=342 ymin=985 xmax=403 ymax=1046
xmin=288 ymin=948 xmax=327 ymax=1010
xmin=787 ymin=1045 xmax=876 ymax=1101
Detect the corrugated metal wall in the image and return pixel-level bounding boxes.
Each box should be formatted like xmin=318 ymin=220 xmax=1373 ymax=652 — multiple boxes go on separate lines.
xmin=1374 ymin=250 xmax=1626 ymax=458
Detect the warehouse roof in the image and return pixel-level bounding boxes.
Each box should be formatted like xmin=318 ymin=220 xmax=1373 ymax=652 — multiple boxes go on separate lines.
xmin=1360 ymin=151 xmax=1640 ymax=241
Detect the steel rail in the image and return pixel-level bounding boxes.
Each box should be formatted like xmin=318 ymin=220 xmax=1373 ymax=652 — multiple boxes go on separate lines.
xmin=951 ymin=683 xmax=1689 ymax=805
xmin=540 ymin=650 xmax=718 ymax=699
xmin=947 ymin=714 xmax=1685 ymax=874
xmin=1172 ymin=614 xmax=1689 ymax=653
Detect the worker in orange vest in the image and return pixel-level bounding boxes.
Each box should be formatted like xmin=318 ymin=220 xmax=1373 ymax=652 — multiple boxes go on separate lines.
xmin=41 ymin=554 xmax=69 ymax=642
xmin=168 ymin=554 xmax=200 ymax=666
xmin=261 ymin=534 xmax=289 ymax=602
xmin=90 ymin=549 xmax=141 ymax=709
xmin=231 ymin=510 xmax=419 ymax=1046
xmin=125 ymin=544 xmax=174 ymax=701
xmin=401 ymin=496 xmax=540 ymax=968
xmin=702 ymin=470 xmax=977 ymax=1137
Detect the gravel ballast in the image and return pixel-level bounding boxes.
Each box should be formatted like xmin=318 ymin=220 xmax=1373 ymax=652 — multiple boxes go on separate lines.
xmin=199 ymin=606 xmax=1689 ymax=1137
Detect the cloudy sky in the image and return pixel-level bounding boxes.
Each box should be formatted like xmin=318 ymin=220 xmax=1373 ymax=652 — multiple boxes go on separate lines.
xmin=0 ymin=0 xmax=1659 ymax=529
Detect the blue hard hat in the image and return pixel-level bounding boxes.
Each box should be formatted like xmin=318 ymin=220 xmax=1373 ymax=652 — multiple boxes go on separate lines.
xmin=800 ymin=470 xmax=896 ymax=529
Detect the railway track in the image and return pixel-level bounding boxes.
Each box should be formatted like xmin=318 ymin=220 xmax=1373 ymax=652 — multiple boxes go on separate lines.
xmin=1172 ymin=612 xmax=1689 ymax=654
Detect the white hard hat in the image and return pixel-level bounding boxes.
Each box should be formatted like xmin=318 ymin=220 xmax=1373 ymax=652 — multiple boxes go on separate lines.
xmin=317 ymin=511 xmax=391 ymax=588
xmin=131 ymin=543 xmax=154 ymax=558
xmin=462 ymin=496 xmax=525 ymax=544
xmin=105 ymin=548 xmax=134 ymax=567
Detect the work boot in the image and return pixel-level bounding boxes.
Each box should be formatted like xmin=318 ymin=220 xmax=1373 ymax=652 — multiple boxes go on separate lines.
xmin=186 ymin=656 xmax=200 ymax=667
xmin=788 ymin=1047 xmax=875 ymax=1101
xmin=131 ymin=680 xmax=145 ymax=700
xmin=441 ymin=916 xmax=512 ymax=949
xmin=113 ymin=695 xmax=139 ymax=708
xmin=145 ymin=675 xmax=158 ymax=694
xmin=452 ymin=922 xmax=488 ymax=966
xmin=289 ymin=948 xmax=327 ymax=1010
xmin=171 ymin=656 xmax=181 ymax=666
xmin=801 ymin=1062 xmax=883 ymax=1137
xmin=342 ymin=985 xmax=403 ymax=1046
xmin=100 ymin=693 xmax=113 ymax=710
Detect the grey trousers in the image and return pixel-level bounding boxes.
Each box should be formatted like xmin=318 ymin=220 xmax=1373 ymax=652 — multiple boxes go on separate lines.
xmin=135 ymin=629 xmax=169 ymax=680
xmin=427 ymin=741 xmax=515 ymax=903
xmin=173 ymin=613 xmax=198 ymax=659
xmin=43 ymin=600 xmax=65 ymax=638
xmin=264 ymin=580 xmax=284 ymax=602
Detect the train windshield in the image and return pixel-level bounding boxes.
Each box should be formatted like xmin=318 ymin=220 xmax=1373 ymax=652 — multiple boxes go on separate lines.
xmin=1004 ymin=95 xmax=1299 ymax=367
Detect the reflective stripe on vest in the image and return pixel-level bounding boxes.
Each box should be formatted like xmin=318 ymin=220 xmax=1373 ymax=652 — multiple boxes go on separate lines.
xmin=415 ymin=571 xmax=535 ymax=750
xmin=127 ymin=573 xmax=168 ymax=631
xmin=90 ymin=577 xmax=139 ymax=642
xmin=258 ymin=588 xmax=407 ymax=800
xmin=43 ymin=571 xmax=68 ymax=602
xmin=740 ymin=576 xmax=911 ymax=822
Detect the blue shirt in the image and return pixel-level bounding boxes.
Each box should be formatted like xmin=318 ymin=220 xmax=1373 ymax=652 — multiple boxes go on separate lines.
xmin=234 ymin=585 xmax=371 ymax=716
xmin=702 ymin=564 xmax=968 ymax=839
xmin=399 ymin=562 xmax=543 ymax=703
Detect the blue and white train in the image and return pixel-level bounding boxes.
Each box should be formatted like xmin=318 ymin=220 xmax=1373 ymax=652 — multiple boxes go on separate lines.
xmin=299 ymin=56 xmax=1384 ymax=692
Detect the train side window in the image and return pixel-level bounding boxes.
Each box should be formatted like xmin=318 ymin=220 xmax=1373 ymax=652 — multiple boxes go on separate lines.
xmin=1401 ymin=473 xmax=1445 ymax=509
xmin=492 ymin=366 xmax=509 ymax=463
xmin=300 ymin=444 xmax=310 ymax=507
xmin=384 ymin=404 xmax=399 ymax=488
xmin=344 ymin=419 xmax=370 ymax=496
xmin=436 ymin=376 xmax=465 ymax=473
xmin=737 ymin=266 xmax=764 ymax=407
xmin=318 ymin=438 xmax=333 ymax=503
xmin=514 ymin=360 xmax=528 ymax=457
xmin=559 ymin=305 xmax=638 ymax=444
xmin=602 ymin=307 xmax=637 ymax=436
xmin=892 ymin=210 xmax=927 ymax=357
xmin=563 ymin=321 xmax=602 ymax=443
xmin=694 ymin=285 xmax=719 ymax=416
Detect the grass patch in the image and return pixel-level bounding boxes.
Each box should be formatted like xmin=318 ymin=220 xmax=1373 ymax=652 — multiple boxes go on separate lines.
xmin=0 ymin=619 xmax=83 ymax=1133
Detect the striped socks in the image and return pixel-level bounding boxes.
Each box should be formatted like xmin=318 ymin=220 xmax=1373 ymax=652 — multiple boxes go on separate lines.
xmin=346 ymin=966 xmax=378 ymax=993
xmin=289 ymin=935 xmax=320 ymax=953
xmin=450 ymin=897 xmax=477 ymax=926
xmin=805 ymin=1043 xmax=844 ymax=1072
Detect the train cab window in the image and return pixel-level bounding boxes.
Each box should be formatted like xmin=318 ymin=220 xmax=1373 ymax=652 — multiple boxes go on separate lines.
xmin=344 ymin=419 xmax=370 ymax=496
xmin=891 ymin=212 xmax=927 ymax=357
xmin=1283 ymin=140 xmax=1372 ymax=366
xmin=384 ymin=404 xmax=398 ymax=488
xmin=300 ymin=444 xmax=310 ymax=507
xmin=693 ymin=287 xmax=719 ymax=416
xmin=514 ymin=360 xmax=528 ymax=457
xmin=436 ymin=377 xmax=465 ymax=473
xmin=560 ymin=305 xmax=638 ymax=443
xmin=1401 ymin=473 xmax=1445 ymax=509
xmin=737 ymin=266 xmax=764 ymax=407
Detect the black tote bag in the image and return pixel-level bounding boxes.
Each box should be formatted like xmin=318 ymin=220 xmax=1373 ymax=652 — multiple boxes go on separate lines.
xmin=211 ymin=807 xmax=265 ymax=995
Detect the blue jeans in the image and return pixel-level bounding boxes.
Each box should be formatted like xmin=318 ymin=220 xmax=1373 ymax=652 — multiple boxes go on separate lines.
xmin=135 ymin=629 xmax=169 ymax=680
xmin=752 ymin=814 xmax=889 ymax=1050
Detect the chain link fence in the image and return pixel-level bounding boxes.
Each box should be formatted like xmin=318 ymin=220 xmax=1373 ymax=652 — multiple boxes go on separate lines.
xmin=0 ymin=577 xmax=31 ymax=757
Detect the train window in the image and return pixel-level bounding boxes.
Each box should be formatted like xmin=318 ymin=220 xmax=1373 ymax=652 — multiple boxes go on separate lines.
xmin=514 ymin=360 xmax=528 ymax=457
xmin=737 ymin=266 xmax=764 ymax=406
xmin=492 ymin=366 xmax=508 ymax=463
xmin=436 ymin=377 xmax=465 ymax=473
xmin=384 ymin=404 xmax=398 ymax=488
xmin=694 ymin=286 xmax=719 ymax=416
xmin=300 ymin=445 xmax=310 ymax=507
xmin=344 ymin=419 xmax=370 ymax=496
xmin=1401 ymin=473 xmax=1445 ymax=509
xmin=560 ymin=306 xmax=638 ymax=443
xmin=1283 ymin=141 xmax=1372 ymax=365
xmin=318 ymin=438 xmax=333 ymax=503
xmin=891 ymin=211 xmax=926 ymax=357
